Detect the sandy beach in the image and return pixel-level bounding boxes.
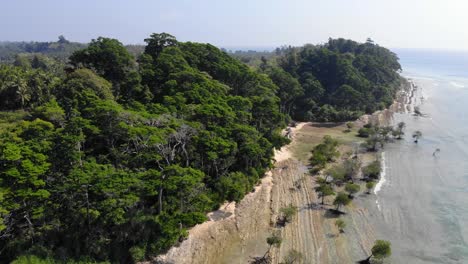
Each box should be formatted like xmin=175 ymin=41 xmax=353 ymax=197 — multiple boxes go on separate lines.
xmin=151 ymin=79 xmax=415 ymax=264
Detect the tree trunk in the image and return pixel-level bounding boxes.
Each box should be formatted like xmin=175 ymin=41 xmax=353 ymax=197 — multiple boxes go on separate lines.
xmin=158 ymin=186 xmax=164 ymax=214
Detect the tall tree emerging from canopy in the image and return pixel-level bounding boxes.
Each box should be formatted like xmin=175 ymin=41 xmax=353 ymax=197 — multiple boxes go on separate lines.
xmin=144 ymin=32 xmax=178 ymax=59
xmin=69 ymin=38 xmax=133 ymax=90
xmin=69 ymin=37 xmax=150 ymax=102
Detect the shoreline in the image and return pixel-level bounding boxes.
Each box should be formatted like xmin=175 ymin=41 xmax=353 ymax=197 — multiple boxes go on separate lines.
xmin=151 ymin=78 xmax=416 ymax=264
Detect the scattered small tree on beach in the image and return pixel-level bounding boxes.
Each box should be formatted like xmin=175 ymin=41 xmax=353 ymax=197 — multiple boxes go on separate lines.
xmin=364 ymin=132 xmax=385 ymax=151
xmin=335 ymin=219 xmax=346 ymax=234
xmin=362 ymin=160 xmax=381 ymax=180
xmin=310 ymin=136 xmax=340 ymax=172
xmin=281 ymin=249 xmax=303 ymax=264
xmin=393 ymin=121 xmax=406 ymax=139
xmin=379 ymin=126 xmax=394 ymax=142
xmin=366 ymin=181 xmax=376 ymax=194
xmin=412 ymin=130 xmax=422 ymax=143
xmin=345 ymin=122 xmax=354 ymax=132
xmin=315 ymin=183 xmax=335 ymax=205
xmin=326 ymin=165 xmax=346 ymax=185
xmin=345 ymin=183 xmax=360 ymax=198
xmin=253 ymin=233 xmax=283 ymax=263
xmin=279 ymin=204 xmax=298 ymax=224
xmin=333 ymin=192 xmax=351 ymax=213
xmin=365 ymin=240 xmax=392 ymax=262
xmin=357 ymin=123 xmax=375 ymax=138
xmin=265 ymin=233 xmax=282 ymax=258
xmin=343 ymin=158 xmax=361 ymax=182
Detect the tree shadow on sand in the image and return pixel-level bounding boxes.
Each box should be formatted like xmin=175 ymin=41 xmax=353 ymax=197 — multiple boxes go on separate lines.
xmin=310 ymin=122 xmax=343 ymax=128
xmin=357 ymin=258 xmax=383 ymax=264
xmin=302 ymin=202 xmax=325 ymax=211
xmin=324 ymin=208 xmax=346 ymax=218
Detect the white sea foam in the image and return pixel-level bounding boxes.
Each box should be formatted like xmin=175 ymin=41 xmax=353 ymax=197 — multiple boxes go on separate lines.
xmin=374 ymin=152 xmax=387 ymax=211
xmin=450 ymin=81 xmax=465 ymax=88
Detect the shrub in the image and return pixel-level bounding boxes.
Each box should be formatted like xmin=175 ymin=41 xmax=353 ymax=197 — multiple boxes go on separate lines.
xmin=362 ymin=160 xmax=381 ymax=179
xmin=310 ymin=136 xmax=340 ymax=171
xmin=129 ymin=245 xmax=146 ymax=262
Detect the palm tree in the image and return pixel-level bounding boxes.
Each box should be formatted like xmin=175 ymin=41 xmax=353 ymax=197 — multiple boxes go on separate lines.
xmin=12 ymin=78 xmax=30 ymax=109
xmin=412 ymin=130 xmax=422 ymax=143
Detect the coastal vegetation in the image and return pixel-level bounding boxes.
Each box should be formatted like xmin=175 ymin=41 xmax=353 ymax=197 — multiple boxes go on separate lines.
xmin=366 ymin=181 xmax=376 ymax=194
xmin=335 ymin=219 xmax=346 ymax=234
xmin=315 ymin=182 xmax=335 ymax=205
xmin=281 ymin=249 xmax=303 ymax=264
xmin=253 ymin=233 xmax=282 ymax=264
xmin=0 ymin=34 xmax=402 ymax=263
xmin=278 ymin=205 xmax=298 ymax=225
xmin=333 ymin=192 xmax=352 ymax=213
xmin=368 ymin=240 xmax=392 ymax=262
xmin=309 ymin=135 xmax=340 ymax=172
xmin=362 ymin=160 xmax=381 ymax=180
xmin=345 ymin=182 xmax=361 ymax=198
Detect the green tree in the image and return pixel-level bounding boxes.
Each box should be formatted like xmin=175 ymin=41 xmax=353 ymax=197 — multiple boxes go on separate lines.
xmin=362 ymin=160 xmax=381 ymax=180
xmin=144 ymin=32 xmax=178 ymax=59
xmin=279 ymin=204 xmax=298 ymax=224
xmin=310 ymin=136 xmax=340 ymax=171
xmin=326 ymin=165 xmax=347 ymax=185
xmin=315 ymin=182 xmax=335 ymax=205
xmin=265 ymin=233 xmax=282 ymax=259
xmin=367 ymin=240 xmax=392 ymax=261
xmin=335 ymin=219 xmax=346 ymax=234
xmin=0 ymin=119 xmax=55 ymax=254
xmin=69 ymin=37 xmax=144 ymax=101
xmin=333 ymin=192 xmax=351 ymax=213
xmin=345 ymin=122 xmax=354 ymax=132
xmin=366 ymin=181 xmax=376 ymax=194
xmin=345 ymin=182 xmax=360 ymax=198
xmin=266 ymin=66 xmax=304 ymax=115
xmin=281 ymin=249 xmax=303 ymax=264
xmin=31 ymin=99 xmax=65 ymax=127
xmin=394 ymin=121 xmax=405 ymax=139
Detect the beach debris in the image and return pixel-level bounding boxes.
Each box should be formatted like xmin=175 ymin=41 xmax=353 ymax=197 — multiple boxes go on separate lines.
xmin=412 ymin=130 xmax=422 ymax=143
xmin=414 ymin=106 xmax=423 ymax=116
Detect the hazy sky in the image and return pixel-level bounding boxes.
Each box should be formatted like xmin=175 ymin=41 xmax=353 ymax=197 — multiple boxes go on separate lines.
xmin=2 ymin=0 xmax=468 ymax=50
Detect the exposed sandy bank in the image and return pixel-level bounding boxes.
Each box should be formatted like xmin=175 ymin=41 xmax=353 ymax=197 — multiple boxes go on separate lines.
xmin=150 ymin=79 xmax=415 ymax=264
xmin=152 ymin=124 xmax=306 ymax=264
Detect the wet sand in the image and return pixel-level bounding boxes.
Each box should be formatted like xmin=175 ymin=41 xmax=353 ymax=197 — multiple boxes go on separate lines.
xmin=361 ymin=77 xmax=468 ymax=263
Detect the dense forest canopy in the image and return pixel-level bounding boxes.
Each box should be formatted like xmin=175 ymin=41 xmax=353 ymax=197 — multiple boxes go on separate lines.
xmin=0 ymin=34 xmax=401 ymax=263
xmin=231 ymin=38 xmax=402 ymax=121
